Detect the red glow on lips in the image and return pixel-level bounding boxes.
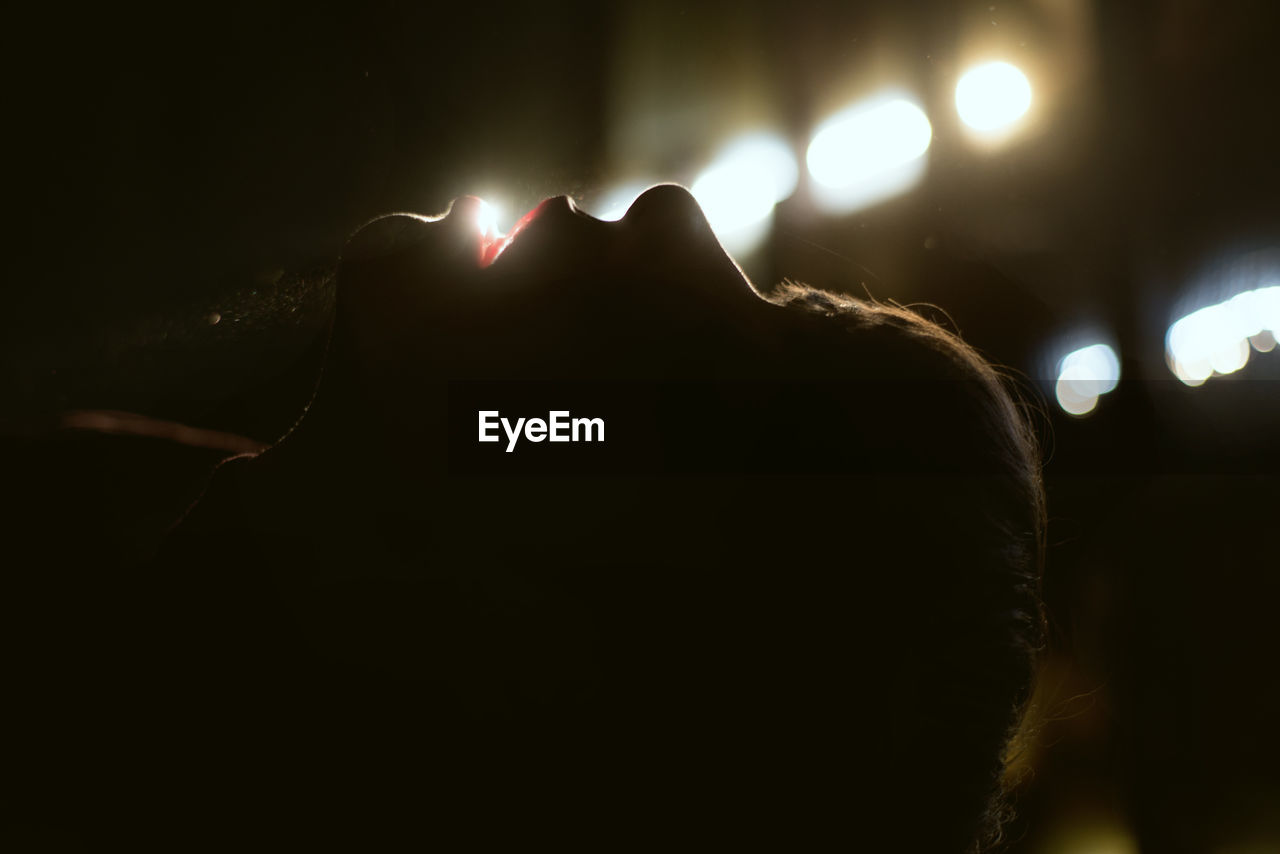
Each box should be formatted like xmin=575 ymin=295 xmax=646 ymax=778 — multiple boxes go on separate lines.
xmin=479 ymin=199 xmax=552 ymax=267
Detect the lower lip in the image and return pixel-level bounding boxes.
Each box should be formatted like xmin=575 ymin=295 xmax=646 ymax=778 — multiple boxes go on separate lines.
xmin=479 ymin=200 xmax=550 ymax=267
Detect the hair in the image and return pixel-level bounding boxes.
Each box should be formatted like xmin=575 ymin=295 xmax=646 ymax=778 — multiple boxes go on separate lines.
xmin=167 ymin=265 xmax=1049 ymax=850
xmin=313 ymin=272 xmax=1049 ymax=849
xmin=757 ymin=282 xmax=1047 ymax=851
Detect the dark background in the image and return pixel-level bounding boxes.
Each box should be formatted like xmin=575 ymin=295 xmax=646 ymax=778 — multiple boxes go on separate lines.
xmin=7 ymin=1 xmax=1279 ymax=850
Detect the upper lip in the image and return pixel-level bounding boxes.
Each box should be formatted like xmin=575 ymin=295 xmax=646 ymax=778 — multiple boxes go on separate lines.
xmin=480 ymin=195 xmax=603 ymax=268
xmin=479 ymin=200 xmax=545 ymax=267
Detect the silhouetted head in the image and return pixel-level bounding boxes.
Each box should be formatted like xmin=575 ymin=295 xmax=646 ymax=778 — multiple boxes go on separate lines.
xmin=252 ymin=185 xmax=1045 ymax=850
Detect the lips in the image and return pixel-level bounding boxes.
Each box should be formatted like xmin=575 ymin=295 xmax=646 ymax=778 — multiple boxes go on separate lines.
xmin=463 ymin=188 xmax=715 ymax=270
xmin=479 ymin=198 xmax=556 ymax=268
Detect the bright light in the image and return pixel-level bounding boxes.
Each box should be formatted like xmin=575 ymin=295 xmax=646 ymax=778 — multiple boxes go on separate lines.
xmin=1055 ymin=343 xmax=1120 ymax=417
xmin=691 ymin=163 xmax=776 ymax=236
xmin=1061 ymin=344 xmax=1120 ymax=396
xmin=719 ymin=133 xmax=800 ymax=202
xmin=474 ymin=198 xmax=504 ymax=238
xmin=807 ymin=98 xmax=932 ymax=188
xmin=806 ymin=95 xmax=932 ymax=214
xmin=955 ymin=61 xmax=1032 ymax=133
xmin=1166 ymin=285 xmax=1280 ymax=385
xmin=691 ymin=132 xmax=798 ymax=254
xmin=1055 ymin=372 xmax=1099 ymax=417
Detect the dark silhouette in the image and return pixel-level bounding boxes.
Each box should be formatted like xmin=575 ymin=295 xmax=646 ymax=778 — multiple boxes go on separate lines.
xmin=143 ymin=187 xmax=1046 ymax=850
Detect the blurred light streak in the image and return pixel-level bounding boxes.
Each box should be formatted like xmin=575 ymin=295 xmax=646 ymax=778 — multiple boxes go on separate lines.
xmin=691 ymin=132 xmax=797 ymax=254
xmin=805 ymin=95 xmax=932 ymax=214
xmin=955 ymin=61 xmax=1032 ymax=133
xmin=1055 ymin=343 xmax=1120 ymax=417
xmin=1166 ymin=285 xmax=1280 ymax=385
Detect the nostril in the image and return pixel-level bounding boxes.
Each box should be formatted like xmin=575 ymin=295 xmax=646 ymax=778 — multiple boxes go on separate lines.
xmin=538 ymin=194 xmax=579 ymax=219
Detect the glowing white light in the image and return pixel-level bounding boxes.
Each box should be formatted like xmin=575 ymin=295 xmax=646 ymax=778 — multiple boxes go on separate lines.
xmin=1225 ymin=290 xmax=1267 ymax=338
xmin=1240 ymin=285 xmax=1280 ymax=333
xmin=1211 ymin=337 xmax=1250 ymax=374
xmin=955 ymin=61 xmax=1032 ymax=132
xmin=690 ymin=132 xmax=798 ymax=254
xmin=1055 ymin=370 xmax=1099 ymax=417
xmin=1171 ymin=357 xmax=1212 ymax=386
xmin=719 ymin=133 xmax=800 ymax=203
xmin=807 ymin=98 xmax=932 ymax=189
xmin=691 ymin=165 xmax=776 ymax=237
xmin=1057 ymin=387 xmax=1102 ymax=415
xmin=806 ymin=96 xmax=932 ymax=214
xmin=474 ymin=198 xmax=504 ymax=237
xmin=1059 ymin=343 xmax=1121 ymax=397
xmin=1166 ymin=285 xmax=1279 ymax=385
xmin=1054 ymin=343 xmax=1119 ymax=416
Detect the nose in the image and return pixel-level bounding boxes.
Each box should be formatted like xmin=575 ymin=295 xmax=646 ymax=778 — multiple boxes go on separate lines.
xmin=621 ymin=184 xmax=709 ymax=229
xmin=614 ymin=183 xmax=760 ymax=305
xmin=620 ymin=183 xmax=733 ymax=268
